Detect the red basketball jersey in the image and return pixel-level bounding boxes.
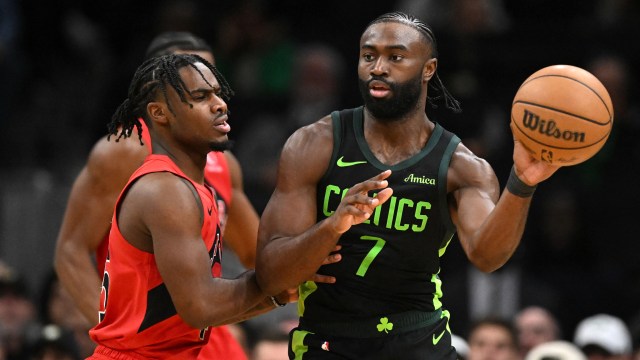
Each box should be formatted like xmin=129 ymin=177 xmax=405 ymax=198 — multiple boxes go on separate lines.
xmin=89 ymin=155 xmax=221 ymax=359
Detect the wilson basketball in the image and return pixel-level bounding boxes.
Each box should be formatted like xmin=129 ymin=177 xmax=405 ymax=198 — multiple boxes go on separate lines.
xmin=511 ymin=64 xmax=613 ymax=166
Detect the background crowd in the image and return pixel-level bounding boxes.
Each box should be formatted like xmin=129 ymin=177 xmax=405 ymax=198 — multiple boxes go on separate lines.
xmin=1 ymin=0 xmax=639 ymax=359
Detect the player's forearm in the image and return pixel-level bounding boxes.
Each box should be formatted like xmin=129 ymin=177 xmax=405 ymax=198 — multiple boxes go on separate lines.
xmin=180 ymin=270 xmax=265 ymax=329
xmin=54 ymin=245 xmax=101 ymax=326
xmin=467 ymin=192 xmax=532 ymax=272
xmin=256 ymin=219 xmax=341 ymax=294
xmin=210 ymin=296 xmax=281 ymax=327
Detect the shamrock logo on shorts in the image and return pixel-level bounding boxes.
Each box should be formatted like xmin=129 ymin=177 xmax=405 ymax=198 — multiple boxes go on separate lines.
xmin=377 ymin=317 xmax=394 ymax=334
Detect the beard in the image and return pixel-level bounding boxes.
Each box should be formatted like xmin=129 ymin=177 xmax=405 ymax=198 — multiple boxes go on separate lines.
xmin=209 ymin=139 xmax=234 ymax=152
xmin=358 ymin=72 xmax=423 ymax=121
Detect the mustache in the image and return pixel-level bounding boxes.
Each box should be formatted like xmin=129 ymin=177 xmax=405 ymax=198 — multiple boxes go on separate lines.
xmin=214 ymin=110 xmax=231 ymax=119
xmin=367 ymin=76 xmax=393 ymax=87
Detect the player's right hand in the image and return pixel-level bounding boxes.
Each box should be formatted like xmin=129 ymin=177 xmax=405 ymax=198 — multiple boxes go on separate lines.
xmin=328 ymin=170 xmax=393 ymax=234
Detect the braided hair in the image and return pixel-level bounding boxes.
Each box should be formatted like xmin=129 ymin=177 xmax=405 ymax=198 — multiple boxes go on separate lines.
xmin=107 ymin=53 xmax=233 ymax=144
xmin=367 ymin=12 xmax=462 ymax=113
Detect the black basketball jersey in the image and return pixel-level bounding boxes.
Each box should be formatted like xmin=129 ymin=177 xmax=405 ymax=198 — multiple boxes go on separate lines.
xmin=301 ymin=106 xmax=461 ymax=324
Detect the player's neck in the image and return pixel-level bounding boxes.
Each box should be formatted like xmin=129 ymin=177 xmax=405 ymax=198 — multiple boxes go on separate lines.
xmin=151 ymin=138 xmax=206 ymax=184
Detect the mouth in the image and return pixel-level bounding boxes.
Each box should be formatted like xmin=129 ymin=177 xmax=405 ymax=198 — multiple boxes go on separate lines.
xmin=213 ymin=113 xmax=231 ymax=134
xmin=368 ymin=80 xmax=391 ymax=98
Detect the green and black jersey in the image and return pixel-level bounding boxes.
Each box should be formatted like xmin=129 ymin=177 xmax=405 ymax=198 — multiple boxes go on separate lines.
xmin=300 ymin=106 xmax=460 ymax=325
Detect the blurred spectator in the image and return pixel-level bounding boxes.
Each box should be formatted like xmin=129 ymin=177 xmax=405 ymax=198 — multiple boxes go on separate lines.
xmin=521 ymin=187 xmax=594 ymax=335
xmin=0 ymin=260 xmax=38 ymax=359
xmin=213 ymin=0 xmax=295 ymax=139
xmin=573 ymin=314 xmax=633 ymax=360
xmin=467 ymin=317 xmax=520 ymax=360
xmin=242 ymin=305 xmax=298 ymax=360
xmin=580 ymin=54 xmax=640 ymax=323
xmin=28 ymin=324 xmax=78 ymax=360
xmin=235 ymin=42 xmax=348 ymax=212
xmin=515 ymin=306 xmax=561 ymax=358
xmin=285 ymin=43 xmax=346 ymax=132
xmin=525 ymin=341 xmax=586 ymax=360
xmin=452 ymin=333 xmax=470 ymax=360
xmin=628 ymin=312 xmax=640 ymax=360
xmin=38 ymin=271 xmax=94 ymax=359
xmin=442 ymin=256 xmax=559 ymax=340
xmin=250 ymin=327 xmax=290 ymax=360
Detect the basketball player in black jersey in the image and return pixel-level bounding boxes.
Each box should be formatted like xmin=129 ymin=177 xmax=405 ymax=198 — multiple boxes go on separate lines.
xmin=256 ymin=12 xmax=561 ymax=359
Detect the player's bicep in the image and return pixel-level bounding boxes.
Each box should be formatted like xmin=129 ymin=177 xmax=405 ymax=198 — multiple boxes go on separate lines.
xmin=135 ymin=176 xmax=213 ymax=314
xmin=448 ymin=149 xmax=499 ymax=247
xmin=259 ymin=124 xmax=332 ymax=242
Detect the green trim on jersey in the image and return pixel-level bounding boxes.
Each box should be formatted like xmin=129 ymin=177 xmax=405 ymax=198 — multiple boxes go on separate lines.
xmin=438 ymin=133 xmax=461 ymax=236
xmin=298 ymin=281 xmax=318 ymax=317
xmin=291 ymin=329 xmax=313 ymax=359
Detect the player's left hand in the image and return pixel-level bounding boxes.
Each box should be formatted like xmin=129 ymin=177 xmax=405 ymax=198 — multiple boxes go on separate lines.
xmin=511 ymin=124 xmax=561 ymax=185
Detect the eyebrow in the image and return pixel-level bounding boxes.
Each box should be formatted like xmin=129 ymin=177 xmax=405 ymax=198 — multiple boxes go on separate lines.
xmin=361 ymin=44 xmax=409 ymax=52
xmin=188 ymin=86 xmax=219 ymax=95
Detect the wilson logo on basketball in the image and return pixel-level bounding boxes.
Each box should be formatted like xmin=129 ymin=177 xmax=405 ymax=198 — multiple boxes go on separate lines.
xmin=521 ymin=109 xmax=586 ymax=143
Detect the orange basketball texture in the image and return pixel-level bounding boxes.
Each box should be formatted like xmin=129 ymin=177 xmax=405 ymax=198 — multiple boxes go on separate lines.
xmin=511 ymin=64 xmax=613 ymax=166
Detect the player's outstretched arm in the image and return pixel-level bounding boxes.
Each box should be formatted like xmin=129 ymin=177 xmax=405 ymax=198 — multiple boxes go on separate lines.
xmin=255 ymin=118 xmax=393 ymax=295
xmin=451 ymin=138 xmax=560 ymax=273
xmin=54 ymin=135 xmax=147 ymax=325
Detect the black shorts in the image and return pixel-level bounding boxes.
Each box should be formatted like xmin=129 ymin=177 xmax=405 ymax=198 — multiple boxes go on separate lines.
xmin=288 ymin=316 xmax=457 ymax=360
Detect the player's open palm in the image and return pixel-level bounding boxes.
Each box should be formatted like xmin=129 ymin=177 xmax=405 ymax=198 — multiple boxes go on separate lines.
xmin=330 ymin=170 xmax=393 ymax=234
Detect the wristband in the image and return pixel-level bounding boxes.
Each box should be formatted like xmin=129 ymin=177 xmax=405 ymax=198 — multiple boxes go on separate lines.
xmin=270 ymin=296 xmax=286 ymax=307
xmin=506 ymin=166 xmax=537 ymax=197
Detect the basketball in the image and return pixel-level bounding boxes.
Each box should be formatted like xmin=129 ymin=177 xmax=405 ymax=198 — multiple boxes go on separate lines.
xmin=510 ymin=64 xmax=613 ymax=166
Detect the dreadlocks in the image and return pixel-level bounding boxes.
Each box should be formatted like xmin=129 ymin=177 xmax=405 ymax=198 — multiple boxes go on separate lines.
xmin=107 ymin=53 xmax=233 ymax=144
xmin=368 ymin=12 xmax=462 ymax=113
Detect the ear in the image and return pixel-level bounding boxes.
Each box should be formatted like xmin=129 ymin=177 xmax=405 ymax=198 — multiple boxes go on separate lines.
xmin=423 ymin=58 xmax=438 ymax=82
xmin=147 ymin=101 xmax=169 ymax=125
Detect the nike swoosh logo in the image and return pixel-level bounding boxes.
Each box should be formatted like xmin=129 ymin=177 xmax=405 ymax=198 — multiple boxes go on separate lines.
xmin=432 ymin=330 xmax=446 ymax=345
xmin=336 ymin=156 xmax=367 ymax=167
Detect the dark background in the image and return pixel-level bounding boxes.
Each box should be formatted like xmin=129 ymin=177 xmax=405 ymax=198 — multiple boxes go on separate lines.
xmin=1 ymin=0 xmax=639 ymax=344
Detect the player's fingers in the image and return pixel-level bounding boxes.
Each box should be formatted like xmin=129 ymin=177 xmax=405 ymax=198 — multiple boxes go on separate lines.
xmin=311 ymin=274 xmax=336 ymax=284
xmin=321 ymin=252 xmax=341 ymax=265
xmin=348 ymin=170 xmax=392 ymax=194
xmin=373 ymin=188 xmax=394 ymax=206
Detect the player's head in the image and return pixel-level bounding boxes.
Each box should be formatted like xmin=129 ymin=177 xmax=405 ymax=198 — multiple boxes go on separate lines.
xmin=108 ymin=53 xmax=233 ymax=152
xmin=358 ymin=12 xmax=460 ymax=120
xmin=145 ymin=31 xmax=215 ymax=65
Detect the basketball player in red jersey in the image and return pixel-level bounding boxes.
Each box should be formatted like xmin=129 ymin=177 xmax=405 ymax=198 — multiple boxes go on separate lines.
xmin=87 ymin=53 xmax=296 ymax=359
xmin=54 ymin=33 xmax=340 ymax=359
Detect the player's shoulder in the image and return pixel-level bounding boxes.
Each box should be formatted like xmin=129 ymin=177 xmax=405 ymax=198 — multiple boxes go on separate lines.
xmin=287 ymin=114 xmax=334 ymax=146
xmin=279 ymin=114 xmax=335 ymax=177
xmin=86 ymin=134 xmax=149 ymax=181
xmin=90 ymin=134 xmax=148 ymax=163
xmin=449 ymin=142 xmax=497 ymax=190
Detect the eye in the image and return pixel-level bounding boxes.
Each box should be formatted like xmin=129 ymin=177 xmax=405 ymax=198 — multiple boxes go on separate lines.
xmin=390 ymin=54 xmax=403 ymax=61
xmin=362 ymin=53 xmax=375 ymax=62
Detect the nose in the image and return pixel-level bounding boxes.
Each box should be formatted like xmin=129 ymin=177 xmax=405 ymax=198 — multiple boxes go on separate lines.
xmin=211 ymin=95 xmax=228 ymax=115
xmin=371 ymin=57 xmax=388 ymax=76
